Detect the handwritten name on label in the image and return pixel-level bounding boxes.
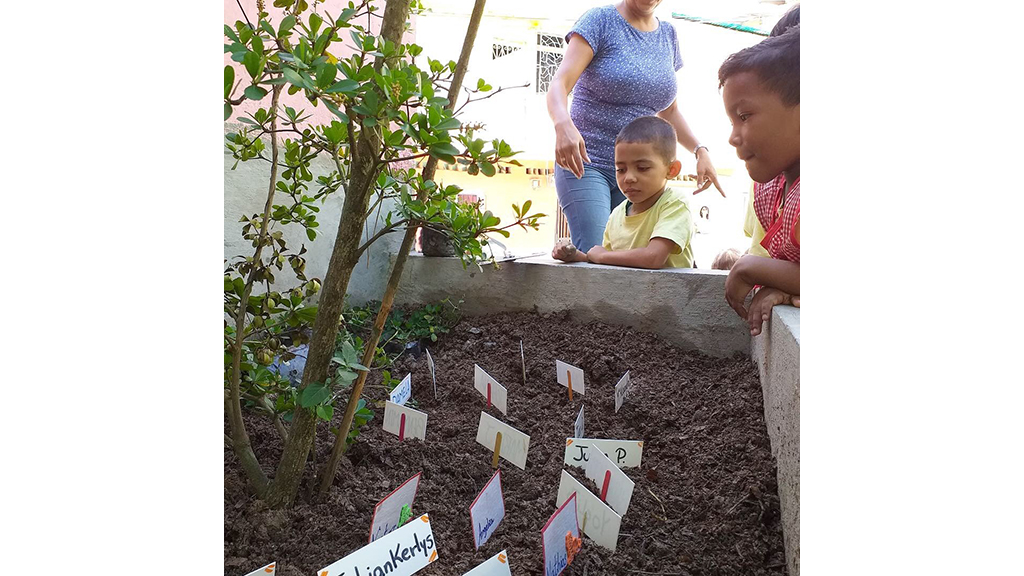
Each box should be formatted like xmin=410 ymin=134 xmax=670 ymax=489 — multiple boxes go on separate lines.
xmin=369 ymin=472 xmax=422 ymax=543
xmin=383 ymin=401 xmax=428 ymax=441
xmin=390 ymin=373 xmax=412 ymax=405
xmin=475 ymin=412 xmax=530 ymax=470
xmin=541 ymin=492 xmax=580 ymax=576
xmin=474 ymin=364 xmax=508 ymax=415
xmin=555 ymin=360 xmax=585 ymax=395
xmin=321 ymin=514 xmax=438 ymax=576
xmin=584 ymin=447 xmax=635 ymax=516
xmin=556 ymin=471 xmax=622 ymax=552
xmin=425 ymin=349 xmax=437 ymax=400
xmin=564 ymin=438 xmax=644 ymax=469
xmin=614 ymin=371 xmax=631 ymax=413
xmin=573 ymin=405 xmax=584 ymax=439
xmin=463 ymin=550 xmax=511 ymax=576
xmin=243 ymin=562 xmax=275 ymax=576
xmin=470 ymin=470 xmax=506 ymax=549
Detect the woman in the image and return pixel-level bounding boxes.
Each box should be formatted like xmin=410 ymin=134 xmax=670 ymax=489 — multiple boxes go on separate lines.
xmin=547 ymin=0 xmax=724 ymax=252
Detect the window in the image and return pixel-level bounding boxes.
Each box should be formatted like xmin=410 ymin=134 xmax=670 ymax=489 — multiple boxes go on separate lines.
xmin=492 ymin=42 xmax=521 ymax=59
xmin=535 ymin=33 xmax=565 ymax=93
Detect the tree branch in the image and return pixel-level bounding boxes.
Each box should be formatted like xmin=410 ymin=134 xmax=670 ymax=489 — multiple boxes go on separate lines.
xmin=454 ymin=82 xmax=530 ymax=115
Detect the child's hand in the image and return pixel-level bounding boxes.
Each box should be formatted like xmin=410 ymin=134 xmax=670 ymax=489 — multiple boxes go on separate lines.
xmin=725 ymin=257 xmax=757 ymax=318
xmin=747 ymin=287 xmax=794 ymax=336
xmin=586 ymin=245 xmax=608 ymax=264
xmin=552 ymin=239 xmax=580 ymax=262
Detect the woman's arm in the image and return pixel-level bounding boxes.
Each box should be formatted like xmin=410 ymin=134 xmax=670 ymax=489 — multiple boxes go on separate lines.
xmin=658 ymin=99 xmax=725 ymax=197
xmin=547 ymin=35 xmax=595 ymax=179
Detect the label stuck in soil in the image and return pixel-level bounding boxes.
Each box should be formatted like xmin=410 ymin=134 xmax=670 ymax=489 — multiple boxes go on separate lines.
xmin=390 ymin=373 xmax=412 ymax=406
xmin=564 ymin=438 xmax=644 ymax=469
xmin=243 ymin=562 xmax=275 ymax=575
xmin=556 ymin=471 xmax=622 ymax=552
xmin=425 ymin=349 xmax=437 ymax=399
xmin=321 ymin=513 xmax=437 ymax=576
xmin=584 ymin=446 xmax=635 ymax=516
xmin=463 ymin=549 xmax=511 ymax=576
xmin=614 ymin=371 xmax=631 ymax=413
xmin=556 ymin=360 xmax=585 ymax=396
xmin=475 ymin=412 xmax=530 ymax=470
xmin=383 ymin=401 xmax=428 ymax=442
xmin=469 ymin=470 xmax=506 ymax=550
xmin=573 ymin=405 xmax=584 ymax=439
xmin=541 ymin=492 xmax=580 ymax=576
xmin=368 ymin=472 xmax=422 ymax=543
xmin=474 ymin=364 xmax=508 ymax=415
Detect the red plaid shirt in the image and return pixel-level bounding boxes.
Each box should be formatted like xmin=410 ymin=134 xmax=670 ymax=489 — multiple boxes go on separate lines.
xmin=753 ymin=174 xmax=800 ymax=263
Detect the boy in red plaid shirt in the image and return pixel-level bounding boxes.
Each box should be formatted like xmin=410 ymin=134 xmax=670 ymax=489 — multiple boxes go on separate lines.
xmin=718 ymin=25 xmax=800 ymax=336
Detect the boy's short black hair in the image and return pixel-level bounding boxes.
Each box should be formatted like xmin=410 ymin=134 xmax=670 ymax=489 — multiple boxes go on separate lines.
xmin=770 ymin=3 xmax=799 ymax=37
xmin=718 ymin=25 xmax=799 ymax=107
xmin=614 ymin=116 xmax=677 ymax=164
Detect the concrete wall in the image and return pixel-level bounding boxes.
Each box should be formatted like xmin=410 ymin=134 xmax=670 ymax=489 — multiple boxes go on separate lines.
xmin=751 ymin=305 xmax=801 ymax=576
xmin=395 ymin=254 xmax=750 ymax=357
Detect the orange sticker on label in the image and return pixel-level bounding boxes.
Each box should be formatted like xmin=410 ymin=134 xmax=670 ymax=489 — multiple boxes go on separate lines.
xmin=498 ymin=553 xmax=507 ymax=564
xmin=429 ymin=550 xmax=438 ymax=562
xmin=420 ymin=514 xmax=430 ymax=523
xmin=566 ymin=439 xmax=573 ymax=446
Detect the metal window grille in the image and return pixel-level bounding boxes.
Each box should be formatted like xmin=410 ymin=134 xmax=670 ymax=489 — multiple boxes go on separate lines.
xmin=555 ymin=204 xmax=571 ymax=243
xmin=492 ymin=42 xmax=521 ymax=59
xmin=535 ymin=33 xmax=565 ymax=93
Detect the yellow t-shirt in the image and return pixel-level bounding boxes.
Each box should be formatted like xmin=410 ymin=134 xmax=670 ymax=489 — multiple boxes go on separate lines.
xmin=602 ymin=187 xmax=695 ymax=268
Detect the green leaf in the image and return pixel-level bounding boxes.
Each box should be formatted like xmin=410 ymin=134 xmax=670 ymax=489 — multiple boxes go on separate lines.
xmin=316 ymin=62 xmax=337 ymax=88
xmin=251 ymin=34 xmax=264 ymax=56
xmin=523 ymin=199 xmax=532 ymax=214
xmin=244 ymin=85 xmax=268 ymax=101
xmin=325 ymin=79 xmax=359 ymax=94
xmin=243 ymin=51 xmax=260 ymax=79
xmin=309 ymin=12 xmax=323 ymax=36
xmin=315 ymin=405 xmax=334 ymax=421
xmin=224 ymin=25 xmax=240 ymax=42
xmin=224 ymin=66 xmax=235 ymax=99
xmin=279 ymin=15 xmax=296 ymax=36
xmin=479 ymin=161 xmax=495 ymax=177
xmin=306 ymin=228 xmax=316 ymax=241
xmin=435 ymin=117 xmax=460 ymax=131
xmin=428 ymin=142 xmax=460 ymax=157
xmin=341 ymin=340 xmax=359 ymax=365
xmin=322 ymin=100 xmax=349 ymax=123
xmin=224 ymin=103 xmax=233 ymax=121
xmin=282 ymin=67 xmax=306 ymax=88
xmin=298 ymin=382 xmax=330 ymax=407
xmin=259 ymin=20 xmax=275 ymax=38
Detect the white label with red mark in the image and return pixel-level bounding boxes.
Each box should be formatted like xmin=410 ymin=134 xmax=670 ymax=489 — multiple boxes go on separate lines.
xmin=383 ymin=401 xmax=428 ymax=441
xmin=556 ymin=471 xmax=622 ymax=552
xmin=469 ymin=470 xmax=506 ymax=549
xmin=463 ymin=549 xmax=512 ymax=576
xmin=564 ymin=438 xmax=644 ymax=469
xmin=614 ymin=371 xmax=631 ymax=413
xmin=390 ymin=373 xmax=412 ymax=406
xmin=368 ymin=472 xmax=422 ymax=543
xmin=541 ymin=492 xmax=580 ymax=576
xmin=474 ymin=364 xmax=508 ymax=415
xmin=584 ymin=447 xmax=635 ymax=516
xmin=556 ymin=360 xmax=585 ymax=395
xmin=475 ymin=412 xmax=530 ymax=470
xmin=320 ymin=513 xmax=437 ymax=576
xmin=243 ymin=562 xmax=275 ymax=576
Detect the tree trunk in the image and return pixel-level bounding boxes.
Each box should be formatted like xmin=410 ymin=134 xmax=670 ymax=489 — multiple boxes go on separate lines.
xmin=262 ymin=0 xmax=412 ymax=509
xmin=317 ymin=0 xmax=488 ymax=497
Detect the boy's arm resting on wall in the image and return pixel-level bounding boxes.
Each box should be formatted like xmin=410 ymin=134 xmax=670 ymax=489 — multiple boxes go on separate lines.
xmin=725 ymin=255 xmax=800 ymax=318
xmin=552 ymin=239 xmax=589 ymax=262
xmin=586 ymin=237 xmax=677 ymax=269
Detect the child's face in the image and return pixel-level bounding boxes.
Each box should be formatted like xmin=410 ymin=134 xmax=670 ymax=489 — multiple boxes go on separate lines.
xmin=722 ymin=71 xmax=800 ymax=183
xmin=614 ymin=141 xmax=681 ymax=207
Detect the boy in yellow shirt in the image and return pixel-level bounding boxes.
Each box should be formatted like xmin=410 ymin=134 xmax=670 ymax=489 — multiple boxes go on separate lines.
xmin=552 ymin=116 xmax=694 ymax=269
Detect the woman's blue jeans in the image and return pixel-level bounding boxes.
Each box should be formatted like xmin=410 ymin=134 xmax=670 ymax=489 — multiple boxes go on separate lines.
xmin=554 ymin=164 xmax=625 ymax=253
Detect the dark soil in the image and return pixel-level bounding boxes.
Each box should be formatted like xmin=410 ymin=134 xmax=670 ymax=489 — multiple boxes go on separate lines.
xmin=225 ymin=311 xmax=787 ymax=576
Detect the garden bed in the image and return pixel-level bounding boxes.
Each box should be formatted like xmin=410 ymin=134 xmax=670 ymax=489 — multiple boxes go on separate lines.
xmin=225 ymin=311 xmax=786 ymax=575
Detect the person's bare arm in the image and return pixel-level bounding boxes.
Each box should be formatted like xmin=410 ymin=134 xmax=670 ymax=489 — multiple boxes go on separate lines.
xmin=725 ymin=255 xmax=800 ymax=318
xmin=546 ymin=35 xmax=595 ymax=179
xmin=586 ymin=237 xmax=676 ymax=269
xmin=657 ymin=99 xmax=724 ymax=197
xmin=552 ymin=239 xmax=588 ymax=263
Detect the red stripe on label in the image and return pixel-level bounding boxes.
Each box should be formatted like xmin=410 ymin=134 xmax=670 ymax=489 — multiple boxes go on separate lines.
xmin=399 ymin=413 xmax=406 ymax=441
xmin=487 ymin=382 xmax=491 ymax=407
xmin=601 ymin=470 xmax=611 ymax=501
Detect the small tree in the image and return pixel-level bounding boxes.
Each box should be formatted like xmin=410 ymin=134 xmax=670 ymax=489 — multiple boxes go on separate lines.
xmin=224 ymin=0 xmax=543 ymax=508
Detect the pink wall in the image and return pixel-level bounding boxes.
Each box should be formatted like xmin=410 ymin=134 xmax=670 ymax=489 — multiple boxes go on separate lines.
xmin=224 ymin=0 xmax=416 ymax=126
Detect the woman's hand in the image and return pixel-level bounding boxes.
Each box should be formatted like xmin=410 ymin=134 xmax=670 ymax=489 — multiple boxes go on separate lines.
xmin=691 ymin=150 xmax=725 ymax=197
xmin=554 ymin=119 xmax=591 ymax=179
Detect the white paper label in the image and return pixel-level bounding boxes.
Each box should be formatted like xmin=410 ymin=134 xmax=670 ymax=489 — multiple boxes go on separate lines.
xmin=425 ymin=349 xmax=437 ymax=400
xmin=564 ymin=438 xmax=644 ymax=469
xmin=555 ymin=360 xmax=585 ymax=395
xmin=368 ymin=472 xmax=422 ymax=542
xmin=614 ymin=371 xmax=631 ymax=413
xmin=470 ymin=470 xmax=506 ymax=549
xmin=383 ymin=401 xmax=428 ymax=441
xmin=463 ymin=550 xmax=512 ymax=576
xmin=390 ymin=373 xmax=412 ymax=406
xmin=475 ymin=412 xmax=530 ymax=470
xmin=243 ymin=562 xmax=276 ymax=576
xmin=519 ymin=340 xmax=526 ymax=385
xmin=541 ymin=492 xmax=580 ymax=576
xmin=556 ymin=471 xmax=622 ymax=552
xmin=474 ymin=364 xmax=508 ymax=415
xmin=573 ymin=405 xmax=584 ymax=440
xmin=584 ymin=447 xmax=635 ymax=516
xmin=320 ymin=514 xmax=438 ymax=576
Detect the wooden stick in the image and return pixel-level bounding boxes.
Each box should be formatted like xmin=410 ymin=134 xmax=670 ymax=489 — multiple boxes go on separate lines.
xmin=568 ymin=371 xmax=574 ymax=401
xmin=487 ymin=381 xmax=492 ymax=407
xmin=492 ymin=431 xmax=502 ymax=469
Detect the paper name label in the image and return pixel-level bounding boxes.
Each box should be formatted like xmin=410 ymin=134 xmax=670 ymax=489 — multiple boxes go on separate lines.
xmin=614 ymin=371 xmax=631 ymax=413
xmin=474 ymin=364 xmax=508 ymax=415
xmin=244 ymin=562 xmax=275 ymax=576
xmin=556 ymin=471 xmax=622 ymax=552
xmin=383 ymin=401 xmax=428 ymax=441
xmin=463 ymin=550 xmax=511 ymax=576
xmin=584 ymin=447 xmax=635 ymax=516
xmin=573 ymin=405 xmax=584 ymax=439
xmin=321 ymin=514 xmax=438 ymax=576
xmin=470 ymin=470 xmax=506 ymax=549
xmin=369 ymin=472 xmax=422 ymax=543
xmin=519 ymin=340 xmax=526 ymax=385
xmin=390 ymin=373 xmax=412 ymax=406
xmin=541 ymin=492 xmax=580 ymax=576
xmin=475 ymin=412 xmax=530 ymax=470
xmin=425 ymin=349 xmax=437 ymax=399
xmin=556 ymin=360 xmax=585 ymax=395
xmin=564 ymin=438 xmax=644 ymax=469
